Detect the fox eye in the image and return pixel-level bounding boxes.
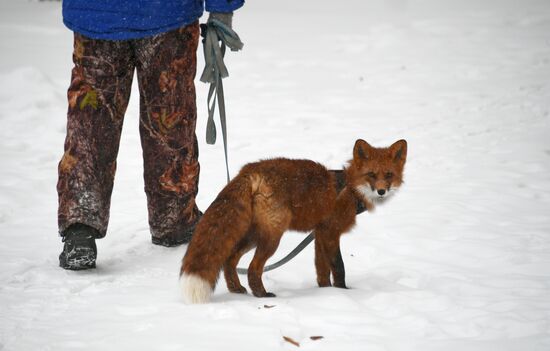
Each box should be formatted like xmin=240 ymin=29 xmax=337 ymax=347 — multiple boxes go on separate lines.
xmin=384 ymin=172 xmax=393 ymax=179
xmin=366 ymin=172 xmax=377 ymax=179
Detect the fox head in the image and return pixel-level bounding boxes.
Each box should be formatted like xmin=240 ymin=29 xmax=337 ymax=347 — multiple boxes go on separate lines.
xmin=347 ymin=139 xmax=407 ymax=206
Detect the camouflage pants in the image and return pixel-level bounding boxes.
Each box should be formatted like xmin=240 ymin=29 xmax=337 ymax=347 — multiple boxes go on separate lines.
xmin=57 ymin=23 xmax=201 ymax=239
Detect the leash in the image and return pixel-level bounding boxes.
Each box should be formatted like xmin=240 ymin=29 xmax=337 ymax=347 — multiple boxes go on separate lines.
xmin=199 ymin=19 xmax=243 ymax=183
xmin=198 ymin=23 xmax=368 ymax=275
xmin=236 ymin=234 xmax=315 ymax=275
xmin=236 ymin=170 xmax=368 ymax=274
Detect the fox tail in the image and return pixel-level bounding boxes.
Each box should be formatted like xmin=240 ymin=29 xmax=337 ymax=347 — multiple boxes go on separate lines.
xmin=179 ymin=174 xmax=255 ymax=303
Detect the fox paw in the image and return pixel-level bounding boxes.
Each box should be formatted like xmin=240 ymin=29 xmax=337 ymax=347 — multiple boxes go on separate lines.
xmin=333 ymin=282 xmax=349 ymax=289
xmin=229 ymin=286 xmax=248 ymax=294
xmin=253 ymin=291 xmax=276 ymax=298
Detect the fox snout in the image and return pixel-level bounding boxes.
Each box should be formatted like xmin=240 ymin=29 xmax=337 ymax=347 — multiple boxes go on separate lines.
xmin=356 ymin=184 xmax=395 ymax=203
xmin=374 ymin=186 xmax=394 ymax=200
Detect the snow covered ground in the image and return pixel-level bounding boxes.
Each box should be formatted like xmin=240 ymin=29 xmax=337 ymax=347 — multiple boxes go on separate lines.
xmin=1 ymin=0 xmax=550 ymax=350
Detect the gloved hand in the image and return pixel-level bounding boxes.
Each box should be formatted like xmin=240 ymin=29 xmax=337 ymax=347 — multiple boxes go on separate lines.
xmin=207 ymin=12 xmax=233 ymax=29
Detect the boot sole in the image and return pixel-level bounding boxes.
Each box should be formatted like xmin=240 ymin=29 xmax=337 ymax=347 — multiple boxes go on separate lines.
xmin=59 ymin=248 xmax=97 ymax=270
xmin=152 ymin=236 xmax=190 ymax=247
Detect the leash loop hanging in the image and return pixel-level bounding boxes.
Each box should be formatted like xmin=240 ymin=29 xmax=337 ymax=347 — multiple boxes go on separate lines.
xmin=200 ymin=19 xmax=243 ymax=183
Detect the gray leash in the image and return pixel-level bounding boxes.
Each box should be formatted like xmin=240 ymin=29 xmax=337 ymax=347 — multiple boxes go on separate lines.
xmin=199 ymin=19 xmax=243 ymax=183
xmin=236 ymin=234 xmax=315 ymax=275
xmin=198 ymin=24 xmax=369 ymax=276
xmin=200 ymin=19 xmax=316 ymax=276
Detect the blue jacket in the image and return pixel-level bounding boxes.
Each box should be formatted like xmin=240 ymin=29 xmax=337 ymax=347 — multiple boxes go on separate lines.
xmin=63 ymin=0 xmax=244 ymax=40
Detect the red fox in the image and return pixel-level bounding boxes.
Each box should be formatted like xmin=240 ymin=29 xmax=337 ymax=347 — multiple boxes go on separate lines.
xmin=180 ymin=139 xmax=407 ymax=303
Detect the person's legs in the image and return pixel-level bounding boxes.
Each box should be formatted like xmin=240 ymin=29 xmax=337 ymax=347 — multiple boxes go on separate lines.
xmin=57 ymin=33 xmax=135 ymax=268
xmin=134 ymin=23 xmax=202 ymax=246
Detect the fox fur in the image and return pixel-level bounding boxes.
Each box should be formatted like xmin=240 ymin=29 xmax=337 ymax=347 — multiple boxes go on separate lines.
xmin=180 ymin=139 xmax=407 ymax=303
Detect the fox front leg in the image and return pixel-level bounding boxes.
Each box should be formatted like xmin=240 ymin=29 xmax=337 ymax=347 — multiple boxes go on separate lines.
xmin=315 ymin=234 xmax=347 ymax=289
xmin=330 ymin=245 xmax=347 ymax=289
xmin=314 ymin=236 xmax=332 ymax=287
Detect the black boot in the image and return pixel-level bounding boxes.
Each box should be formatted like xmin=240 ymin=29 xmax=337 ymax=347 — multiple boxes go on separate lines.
xmin=152 ymin=211 xmax=203 ymax=247
xmin=59 ymin=224 xmax=98 ymax=270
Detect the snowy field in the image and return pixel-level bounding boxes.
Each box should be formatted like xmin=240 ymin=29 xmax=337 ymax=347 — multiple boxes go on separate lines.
xmin=1 ymin=0 xmax=550 ymax=350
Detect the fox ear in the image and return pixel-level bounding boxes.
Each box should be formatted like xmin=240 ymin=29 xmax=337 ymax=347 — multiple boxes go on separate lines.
xmin=353 ymin=139 xmax=371 ymax=160
xmin=390 ymin=139 xmax=407 ymax=162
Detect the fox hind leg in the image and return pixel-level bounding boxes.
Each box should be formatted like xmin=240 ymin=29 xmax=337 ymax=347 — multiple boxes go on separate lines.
xmin=247 ymin=237 xmax=281 ymax=297
xmin=224 ymin=234 xmax=256 ymax=294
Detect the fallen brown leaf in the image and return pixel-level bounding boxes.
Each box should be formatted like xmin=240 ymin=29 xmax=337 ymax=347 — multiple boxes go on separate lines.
xmin=283 ymin=336 xmax=300 ymax=347
xmin=310 ymin=336 xmax=324 ymax=341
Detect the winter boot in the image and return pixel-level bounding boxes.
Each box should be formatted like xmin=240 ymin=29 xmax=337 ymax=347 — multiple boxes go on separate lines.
xmin=59 ymin=223 xmax=98 ymax=270
xmin=152 ymin=211 xmax=203 ymax=247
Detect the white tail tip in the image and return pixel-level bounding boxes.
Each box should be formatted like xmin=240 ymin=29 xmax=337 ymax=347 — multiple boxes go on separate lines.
xmin=180 ymin=273 xmax=212 ymax=304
